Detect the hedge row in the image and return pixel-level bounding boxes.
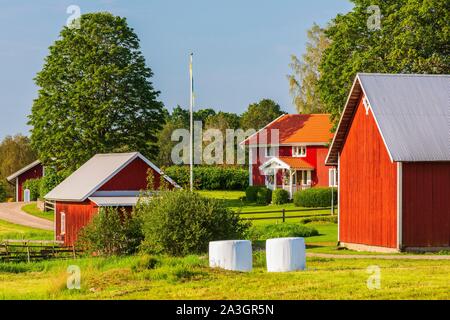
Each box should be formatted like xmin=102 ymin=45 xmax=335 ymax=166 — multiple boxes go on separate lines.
xmin=293 ymin=187 xmax=337 ymax=208
xmin=164 ymin=166 xmax=248 ymax=190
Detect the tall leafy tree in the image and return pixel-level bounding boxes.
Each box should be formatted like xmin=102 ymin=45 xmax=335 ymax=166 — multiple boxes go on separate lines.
xmin=29 ymin=12 xmax=165 ymax=173
xmin=240 ymin=99 xmax=285 ymax=130
xmin=0 ymin=134 xmax=37 ymax=197
xmin=319 ymin=0 xmax=450 ymax=125
xmin=288 ymin=23 xmax=330 ymax=114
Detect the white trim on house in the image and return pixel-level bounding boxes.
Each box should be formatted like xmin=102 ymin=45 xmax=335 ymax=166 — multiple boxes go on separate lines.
xmin=239 ymin=114 xmax=286 ymax=146
xmin=249 ymin=146 xmax=253 ymax=186
xmin=15 ymin=178 xmax=19 ymax=202
xmin=397 ymin=162 xmax=403 ymax=250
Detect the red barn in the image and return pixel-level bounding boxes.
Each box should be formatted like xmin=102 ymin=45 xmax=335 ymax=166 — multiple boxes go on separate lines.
xmin=45 ymin=152 xmax=179 ymax=246
xmin=6 ymin=160 xmax=43 ymax=202
xmin=241 ymin=114 xmax=336 ymax=198
xmin=326 ymin=73 xmax=450 ymax=252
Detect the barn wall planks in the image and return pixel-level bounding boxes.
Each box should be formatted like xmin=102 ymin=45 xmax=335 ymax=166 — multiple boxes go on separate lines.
xmin=99 ymin=157 xmax=159 ymax=191
xmin=402 ymin=162 xmax=450 ymax=247
xmin=55 ymin=200 xmax=98 ymax=246
xmin=339 ymin=95 xmax=397 ymax=248
xmin=17 ymin=164 xmax=43 ymax=201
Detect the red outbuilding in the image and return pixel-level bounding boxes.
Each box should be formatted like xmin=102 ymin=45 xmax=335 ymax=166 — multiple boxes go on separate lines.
xmin=6 ymin=160 xmax=43 ymax=202
xmin=326 ymin=73 xmax=450 ymax=252
xmin=45 ymin=152 xmax=179 ymax=246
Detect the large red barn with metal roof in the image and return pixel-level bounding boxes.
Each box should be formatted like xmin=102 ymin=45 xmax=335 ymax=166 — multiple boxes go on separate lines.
xmin=326 ymin=73 xmax=450 ymax=252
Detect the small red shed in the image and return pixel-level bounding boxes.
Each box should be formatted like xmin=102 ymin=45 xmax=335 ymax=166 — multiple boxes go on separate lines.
xmin=45 ymin=152 xmax=179 ymax=246
xmin=6 ymin=160 xmax=43 ymax=202
xmin=326 ymin=73 xmax=450 ymax=252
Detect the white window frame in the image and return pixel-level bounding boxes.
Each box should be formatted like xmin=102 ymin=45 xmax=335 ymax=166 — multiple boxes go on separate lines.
xmin=292 ymin=146 xmax=306 ymax=158
xmin=265 ymin=146 xmax=276 ymax=157
xmin=60 ymin=212 xmax=66 ymax=235
xmin=329 ymin=168 xmax=338 ymax=187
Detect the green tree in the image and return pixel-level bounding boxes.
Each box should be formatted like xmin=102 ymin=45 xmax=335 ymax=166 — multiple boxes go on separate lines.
xmin=318 ymin=0 xmax=450 ymax=125
xmin=288 ymin=23 xmax=330 ymax=114
xmin=240 ymin=99 xmax=285 ymax=130
xmin=29 ymin=12 xmax=165 ymax=173
xmin=0 ymin=135 xmax=37 ymax=197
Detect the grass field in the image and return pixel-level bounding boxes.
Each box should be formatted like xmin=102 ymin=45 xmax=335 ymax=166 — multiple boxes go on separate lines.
xmin=0 ymin=254 xmax=449 ymax=299
xmin=21 ymin=203 xmax=54 ymax=222
xmin=0 ymin=219 xmax=53 ymax=241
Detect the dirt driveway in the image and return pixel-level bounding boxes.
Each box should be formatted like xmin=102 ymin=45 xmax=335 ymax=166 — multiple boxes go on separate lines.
xmin=0 ymin=202 xmax=53 ymax=230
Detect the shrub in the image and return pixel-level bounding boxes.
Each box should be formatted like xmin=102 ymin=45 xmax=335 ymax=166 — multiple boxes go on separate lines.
xmin=272 ymin=189 xmax=289 ymax=205
xmin=245 ymin=186 xmax=260 ymax=202
xmin=23 ymin=178 xmax=42 ymax=201
xmin=0 ymin=182 xmax=7 ymax=202
xmin=137 ymin=190 xmax=250 ymax=256
xmin=246 ymin=223 xmax=319 ymax=241
xmin=77 ymin=207 xmax=143 ymax=256
xmin=164 ymin=166 xmax=248 ymax=190
xmin=293 ymin=187 xmax=337 ymax=207
xmin=300 ymin=215 xmax=338 ymax=224
xmin=39 ymin=168 xmax=66 ymax=199
xmin=256 ymin=187 xmax=272 ymax=205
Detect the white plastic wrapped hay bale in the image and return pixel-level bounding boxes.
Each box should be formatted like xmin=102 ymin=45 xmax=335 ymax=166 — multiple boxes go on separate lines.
xmin=266 ymin=237 xmax=306 ymax=272
xmin=209 ymin=240 xmax=252 ymax=272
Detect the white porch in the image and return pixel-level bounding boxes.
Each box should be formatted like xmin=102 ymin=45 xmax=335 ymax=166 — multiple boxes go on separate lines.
xmin=259 ymin=157 xmax=314 ymax=199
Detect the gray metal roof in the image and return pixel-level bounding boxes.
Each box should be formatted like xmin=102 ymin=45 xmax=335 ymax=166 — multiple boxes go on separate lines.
xmin=45 ymin=152 xmax=179 ymax=202
xmin=327 ymin=73 xmax=450 ymax=164
xmin=88 ymin=196 xmax=139 ymax=207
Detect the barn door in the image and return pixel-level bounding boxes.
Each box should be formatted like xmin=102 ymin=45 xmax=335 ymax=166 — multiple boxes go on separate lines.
xmin=23 ymin=189 xmax=31 ymax=202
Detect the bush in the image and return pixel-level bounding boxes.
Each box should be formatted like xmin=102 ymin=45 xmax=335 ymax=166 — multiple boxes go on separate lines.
xmin=164 ymin=166 xmax=248 ymax=190
xmin=137 ymin=190 xmax=250 ymax=256
xmin=0 ymin=182 xmax=7 ymax=202
xmin=245 ymin=186 xmax=260 ymax=202
xmin=39 ymin=168 xmax=66 ymax=199
xmin=300 ymin=215 xmax=338 ymax=224
xmin=23 ymin=178 xmax=42 ymax=201
xmin=77 ymin=207 xmax=143 ymax=256
xmin=246 ymin=223 xmax=319 ymax=241
xmin=293 ymin=187 xmax=337 ymax=207
xmin=272 ymin=189 xmax=290 ymax=205
xmin=256 ymin=187 xmax=272 ymax=205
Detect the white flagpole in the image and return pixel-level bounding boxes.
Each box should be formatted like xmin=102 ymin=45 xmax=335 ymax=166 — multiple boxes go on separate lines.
xmin=189 ymin=53 xmax=194 ymax=192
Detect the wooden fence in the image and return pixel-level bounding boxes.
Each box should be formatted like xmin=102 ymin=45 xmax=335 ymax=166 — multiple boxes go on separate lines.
xmin=44 ymin=200 xmax=55 ymax=212
xmin=239 ymin=207 xmax=334 ymax=222
xmin=0 ymin=240 xmax=79 ymax=263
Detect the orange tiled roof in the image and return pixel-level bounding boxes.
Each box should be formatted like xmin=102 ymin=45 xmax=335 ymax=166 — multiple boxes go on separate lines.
xmin=244 ymin=114 xmax=333 ymax=145
xmin=278 ymin=157 xmax=314 ymax=169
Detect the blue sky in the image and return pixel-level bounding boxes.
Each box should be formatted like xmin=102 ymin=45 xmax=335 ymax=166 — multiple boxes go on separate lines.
xmin=0 ymin=0 xmax=353 ymax=140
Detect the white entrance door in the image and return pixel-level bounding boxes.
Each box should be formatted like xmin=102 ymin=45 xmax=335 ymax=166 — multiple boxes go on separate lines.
xmin=24 ymin=189 xmax=31 ymax=202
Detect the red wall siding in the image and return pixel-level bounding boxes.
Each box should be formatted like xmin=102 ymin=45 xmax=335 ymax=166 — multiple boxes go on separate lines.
xmin=99 ymin=157 xmax=161 ymax=191
xmin=340 ymin=96 xmax=397 ymax=248
xmin=17 ymin=164 xmax=43 ymax=201
xmin=251 ymin=145 xmax=330 ymax=187
xmin=402 ymin=162 xmax=450 ymax=248
xmin=55 ymin=200 xmax=98 ymax=246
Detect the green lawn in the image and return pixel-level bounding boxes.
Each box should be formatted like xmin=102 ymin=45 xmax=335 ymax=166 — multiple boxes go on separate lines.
xmin=21 ymin=203 xmax=54 ymax=222
xmin=0 ymin=254 xmax=449 ymax=299
xmin=0 ymin=219 xmax=53 ymax=241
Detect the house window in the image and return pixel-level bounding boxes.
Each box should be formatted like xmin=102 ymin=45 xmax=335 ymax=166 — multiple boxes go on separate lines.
xmin=265 ymin=146 xmax=277 ymax=157
xmin=329 ymin=168 xmax=338 ymax=187
xmin=292 ymin=146 xmax=306 ymax=157
xmin=61 ymin=212 xmax=66 ymax=235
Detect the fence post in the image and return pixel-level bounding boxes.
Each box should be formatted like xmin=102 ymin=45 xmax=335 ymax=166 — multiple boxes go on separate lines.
xmin=282 ymin=209 xmax=285 ymax=223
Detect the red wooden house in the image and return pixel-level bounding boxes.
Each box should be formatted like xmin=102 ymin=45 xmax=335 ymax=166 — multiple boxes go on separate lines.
xmin=242 ymin=114 xmax=336 ymax=198
xmin=45 ymin=152 xmax=179 ymax=246
xmin=6 ymin=160 xmax=43 ymax=202
xmin=326 ymin=73 xmax=450 ymax=252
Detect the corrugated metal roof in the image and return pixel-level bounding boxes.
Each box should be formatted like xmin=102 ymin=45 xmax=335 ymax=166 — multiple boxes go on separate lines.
xmin=89 ymin=196 xmax=139 ymax=207
xmin=6 ymin=160 xmax=41 ymax=182
xmin=45 ymin=152 xmax=179 ymax=202
xmin=45 ymin=153 xmax=139 ymax=201
xmin=326 ymin=73 xmax=450 ymax=164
